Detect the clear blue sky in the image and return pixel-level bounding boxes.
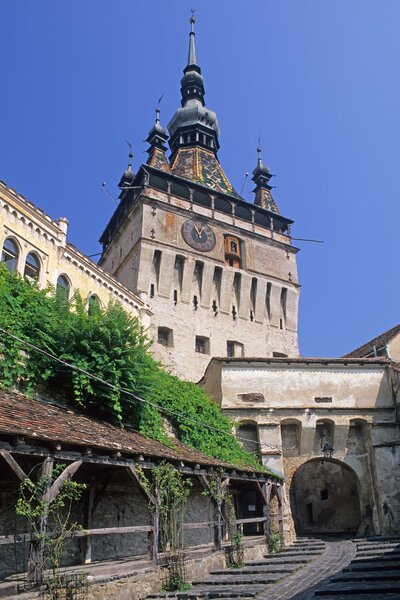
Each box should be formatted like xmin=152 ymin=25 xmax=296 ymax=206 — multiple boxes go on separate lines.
xmin=1 ymin=1 xmax=398 ymax=357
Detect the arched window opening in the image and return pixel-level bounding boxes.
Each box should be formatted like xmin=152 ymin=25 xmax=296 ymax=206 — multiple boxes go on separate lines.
xmin=24 ymin=252 xmax=40 ymax=281
xmin=88 ymin=295 xmax=101 ymax=315
xmin=235 ymin=204 xmax=252 ymax=222
xmin=237 ymin=422 xmax=260 ymax=458
xmin=214 ymin=197 xmax=232 ymax=214
xmin=265 ymin=282 xmax=272 ymax=321
xmin=313 ymin=420 xmax=335 ymax=455
xmin=280 ymin=287 xmax=288 ymax=326
xmin=193 ymin=190 xmax=211 ymax=208
xmin=56 ymin=275 xmax=70 ymax=300
xmin=170 ymin=182 xmax=190 ymax=200
xmin=347 ymin=419 xmax=369 ymax=455
xmin=1 ymin=238 xmax=19 ymax=271
xmin=281 ymin=420 xmax=301 ymax=456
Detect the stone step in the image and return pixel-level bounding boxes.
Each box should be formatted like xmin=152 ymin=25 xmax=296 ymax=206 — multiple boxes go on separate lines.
xmin=356 ymin=549 xmax=400 ymax=558
xmin=251 ymin=556 xmax=316 ymax=565
xmin=281 ymin=545 xmax=325 ymax=553
xmin=354 ymin=536 xmax=400 ymax=543
xmin=343 ymin=560 xmax=400 ymax=572
xmin=264 ymin=551 xmax=322 ymax=559
xmin=331 ymin=569 xmax=400 ymax=583
xmin=315 ymin=580 xmax=400 ymax=596
xmin=192 ymin=573 xmax=284 ymax=586
xmin=356 ymin=543 xmax=400 ymax=552
xmin=211 ymin=564 xmax=298 ymax=575
xmin=147 ymin=593 xmax=256 ymax=599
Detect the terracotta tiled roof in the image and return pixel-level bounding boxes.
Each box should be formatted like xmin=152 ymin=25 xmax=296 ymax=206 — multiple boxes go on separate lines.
xmin=343 ymin=324 xmax=400 ymax=358
xmin=0 ymin=389 xmax=261 ymax=474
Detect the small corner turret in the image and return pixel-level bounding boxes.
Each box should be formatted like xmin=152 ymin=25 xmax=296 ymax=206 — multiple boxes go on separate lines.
xmin=146 ymin=107 xmax=170 ymax=172
xmin=252 ymin=145 xmax=281 ymax=215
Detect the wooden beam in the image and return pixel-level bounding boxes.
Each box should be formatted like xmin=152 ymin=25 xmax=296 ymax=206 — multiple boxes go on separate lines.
xmin=82 ymin=475 xmax=95 ymax=565
xmin=126 ymin=465 xmax=156 ymax=505
xmin=0 ymin=450 xmax=28 ymax=481
xmin=47 ymin=460 xmax=82 ymax=504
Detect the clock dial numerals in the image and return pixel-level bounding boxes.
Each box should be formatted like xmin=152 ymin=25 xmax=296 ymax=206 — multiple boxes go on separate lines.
xmin=182 ymin=219 xmax=216 ymax=252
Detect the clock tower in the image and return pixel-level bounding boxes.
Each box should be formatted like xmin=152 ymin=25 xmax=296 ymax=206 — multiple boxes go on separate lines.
xmin=99 ymin=17 xmax=300 ymax=381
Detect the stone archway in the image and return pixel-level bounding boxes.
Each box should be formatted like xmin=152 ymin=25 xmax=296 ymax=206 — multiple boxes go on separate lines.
xmin=290 ymin=458 xmax=361 ymax=535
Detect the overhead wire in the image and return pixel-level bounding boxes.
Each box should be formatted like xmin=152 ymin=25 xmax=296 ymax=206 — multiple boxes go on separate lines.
xmin=0 ymin=327 xmax=279 ymax=453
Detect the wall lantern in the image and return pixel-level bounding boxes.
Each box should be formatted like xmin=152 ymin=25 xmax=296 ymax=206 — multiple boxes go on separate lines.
xmin=322 ymin=443 xmax=334 ymax=459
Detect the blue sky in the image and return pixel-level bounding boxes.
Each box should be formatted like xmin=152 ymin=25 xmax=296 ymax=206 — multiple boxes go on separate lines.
xmin=1 ymin=1 xmax=398 ymax=357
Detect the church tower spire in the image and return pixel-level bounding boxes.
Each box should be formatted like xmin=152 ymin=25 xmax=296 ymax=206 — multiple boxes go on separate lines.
xmin=168 ymin=14 xmax=220 ymax=157
xmin=252 ymin=145 xmax=281 ymax=214
xmin=167 ymin=14 xmax=239 ymax=197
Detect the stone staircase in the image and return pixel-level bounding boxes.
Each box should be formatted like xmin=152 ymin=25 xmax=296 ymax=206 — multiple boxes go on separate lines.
xmin=314 ymin=536 xmax=400 ymax=598
xmin=146 ymin=537 xmax=327 ymax=599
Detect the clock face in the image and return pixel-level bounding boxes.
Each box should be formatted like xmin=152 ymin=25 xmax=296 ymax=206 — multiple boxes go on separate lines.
xmin=182 ymin=219 xmax=216 ymax=252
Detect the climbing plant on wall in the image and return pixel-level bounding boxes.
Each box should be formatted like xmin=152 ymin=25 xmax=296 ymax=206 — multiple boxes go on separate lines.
xmin=0 ymin=265 xmax=267 ymax=470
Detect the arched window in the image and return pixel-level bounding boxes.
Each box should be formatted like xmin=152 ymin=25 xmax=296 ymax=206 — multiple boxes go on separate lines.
xmin=24 ymin=252 xmax=40 ymax=281
xmin=1 ymin=238 xmax=19 ymax=271
xmin=56 ymin=275 xmax=70 ymax=300
xmin=88 ymin=294 xmax=101 ymax=315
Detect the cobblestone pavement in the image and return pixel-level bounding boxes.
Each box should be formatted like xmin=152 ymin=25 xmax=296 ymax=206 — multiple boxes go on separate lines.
xmin=257 ymin=538 xmax=356 ymax=600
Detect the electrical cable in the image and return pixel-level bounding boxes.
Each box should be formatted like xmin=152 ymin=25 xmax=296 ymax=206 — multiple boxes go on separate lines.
xmin=0 ymin=327 xmax=279 ymax=453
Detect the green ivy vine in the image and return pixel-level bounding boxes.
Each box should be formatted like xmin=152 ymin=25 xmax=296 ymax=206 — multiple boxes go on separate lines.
xmin=0 ymin=265 xmax=268 ymax=470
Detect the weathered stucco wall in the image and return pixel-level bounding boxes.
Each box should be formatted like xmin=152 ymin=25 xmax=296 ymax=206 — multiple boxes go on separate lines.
xmin=202 ymin=359 xmax=400 ymax=537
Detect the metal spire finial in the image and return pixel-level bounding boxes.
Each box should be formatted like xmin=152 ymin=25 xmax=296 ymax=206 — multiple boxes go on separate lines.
xmin=257 ymin=138 xmax=263 ymax=167
xmin=125 ymin=140 xmax=133 ymax=172
xmin=188 ymin=9 xmax=197 ymax=65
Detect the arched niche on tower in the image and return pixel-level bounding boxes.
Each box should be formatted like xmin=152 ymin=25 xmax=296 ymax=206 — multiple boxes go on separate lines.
xmin=313 ymin=419 xmax=335 ymax=456
xmin=236 ymin=420 xmax=260 ymax=459
xmin=235 ymin=204 xmax=252 ymax=222
xmin=149 ymin=174 xmax=168 ymax=192
xmin=280 ymin=418 xmax=301 ymax=457
xmin=193 ymin=190 xmax=211 ymax=208
xmin=254 ymin=211 xmax=271 ymax=228
xmin=170 ymin=181 xmax=190 ymax=200
xmin=214 ymin=197 xmax=232 ymax=215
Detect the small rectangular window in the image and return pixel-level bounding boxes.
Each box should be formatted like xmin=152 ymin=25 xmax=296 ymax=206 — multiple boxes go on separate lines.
xmin=314 ymin=396 xmax=333 ymax=403
xmin=227 ymin=342 xmax=234 ymax=358
xmin=320 ymin=489 xmax=328 ymax=501
xmin=173 ymin=289 xmax=178 ymax=305
xmin=158 ymin=327 xmax=172 ymax=347
xmin=195 ymin=336 xmax=209 ymax=354
xmin=150 ymin=284 xmax=155 ymax=298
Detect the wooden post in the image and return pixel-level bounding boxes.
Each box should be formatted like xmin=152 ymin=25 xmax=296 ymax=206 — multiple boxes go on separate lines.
xmin=261 ymin=482 xmax=270 ymax=538
xmin=126 ymin=465 xmax=158 ymax=562
xmin=27 ymin=457 xmax=54 ymax=585
xmin=82 ymin=475 xmax=95 ymax=564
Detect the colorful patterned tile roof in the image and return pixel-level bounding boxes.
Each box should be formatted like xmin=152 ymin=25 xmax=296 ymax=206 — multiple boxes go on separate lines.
xmin=170 ymin=147 xmax=240 ymax=197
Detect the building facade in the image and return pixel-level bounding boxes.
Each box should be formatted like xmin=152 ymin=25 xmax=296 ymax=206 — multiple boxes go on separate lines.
xmin=201 ymin=340 xmax=400 ymax=538
xmin=98 ymin=18 xmax=299 ymax=381
xmin=0 ymin=180 xmax=150 ymax=327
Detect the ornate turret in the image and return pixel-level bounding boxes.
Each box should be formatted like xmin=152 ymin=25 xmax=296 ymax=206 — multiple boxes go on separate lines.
xmin=252 ymin=146 xmax=280 ymax=214
xmin=168 ymin=14 xmax=220 ymax=156
xmin=118 ymin=144 xmax=135 ymax=190
xmin=146 ymin=108 xmax=170 ymax=172
xmin=168 ymin=14 xmax=238 ymax=197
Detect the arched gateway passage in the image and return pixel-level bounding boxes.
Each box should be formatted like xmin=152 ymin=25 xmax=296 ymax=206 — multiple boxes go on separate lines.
xmin=290 ymin=458 xmax=361 ymax=535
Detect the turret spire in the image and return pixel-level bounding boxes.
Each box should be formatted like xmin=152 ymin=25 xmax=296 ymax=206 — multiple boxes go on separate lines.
xmin=188 ymin=11 xmax=197 ymax=66
xmin=252 ymin=144 xmax=281 ymax=214
xmin=146 ymin=105 xmax=170 ymax=172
